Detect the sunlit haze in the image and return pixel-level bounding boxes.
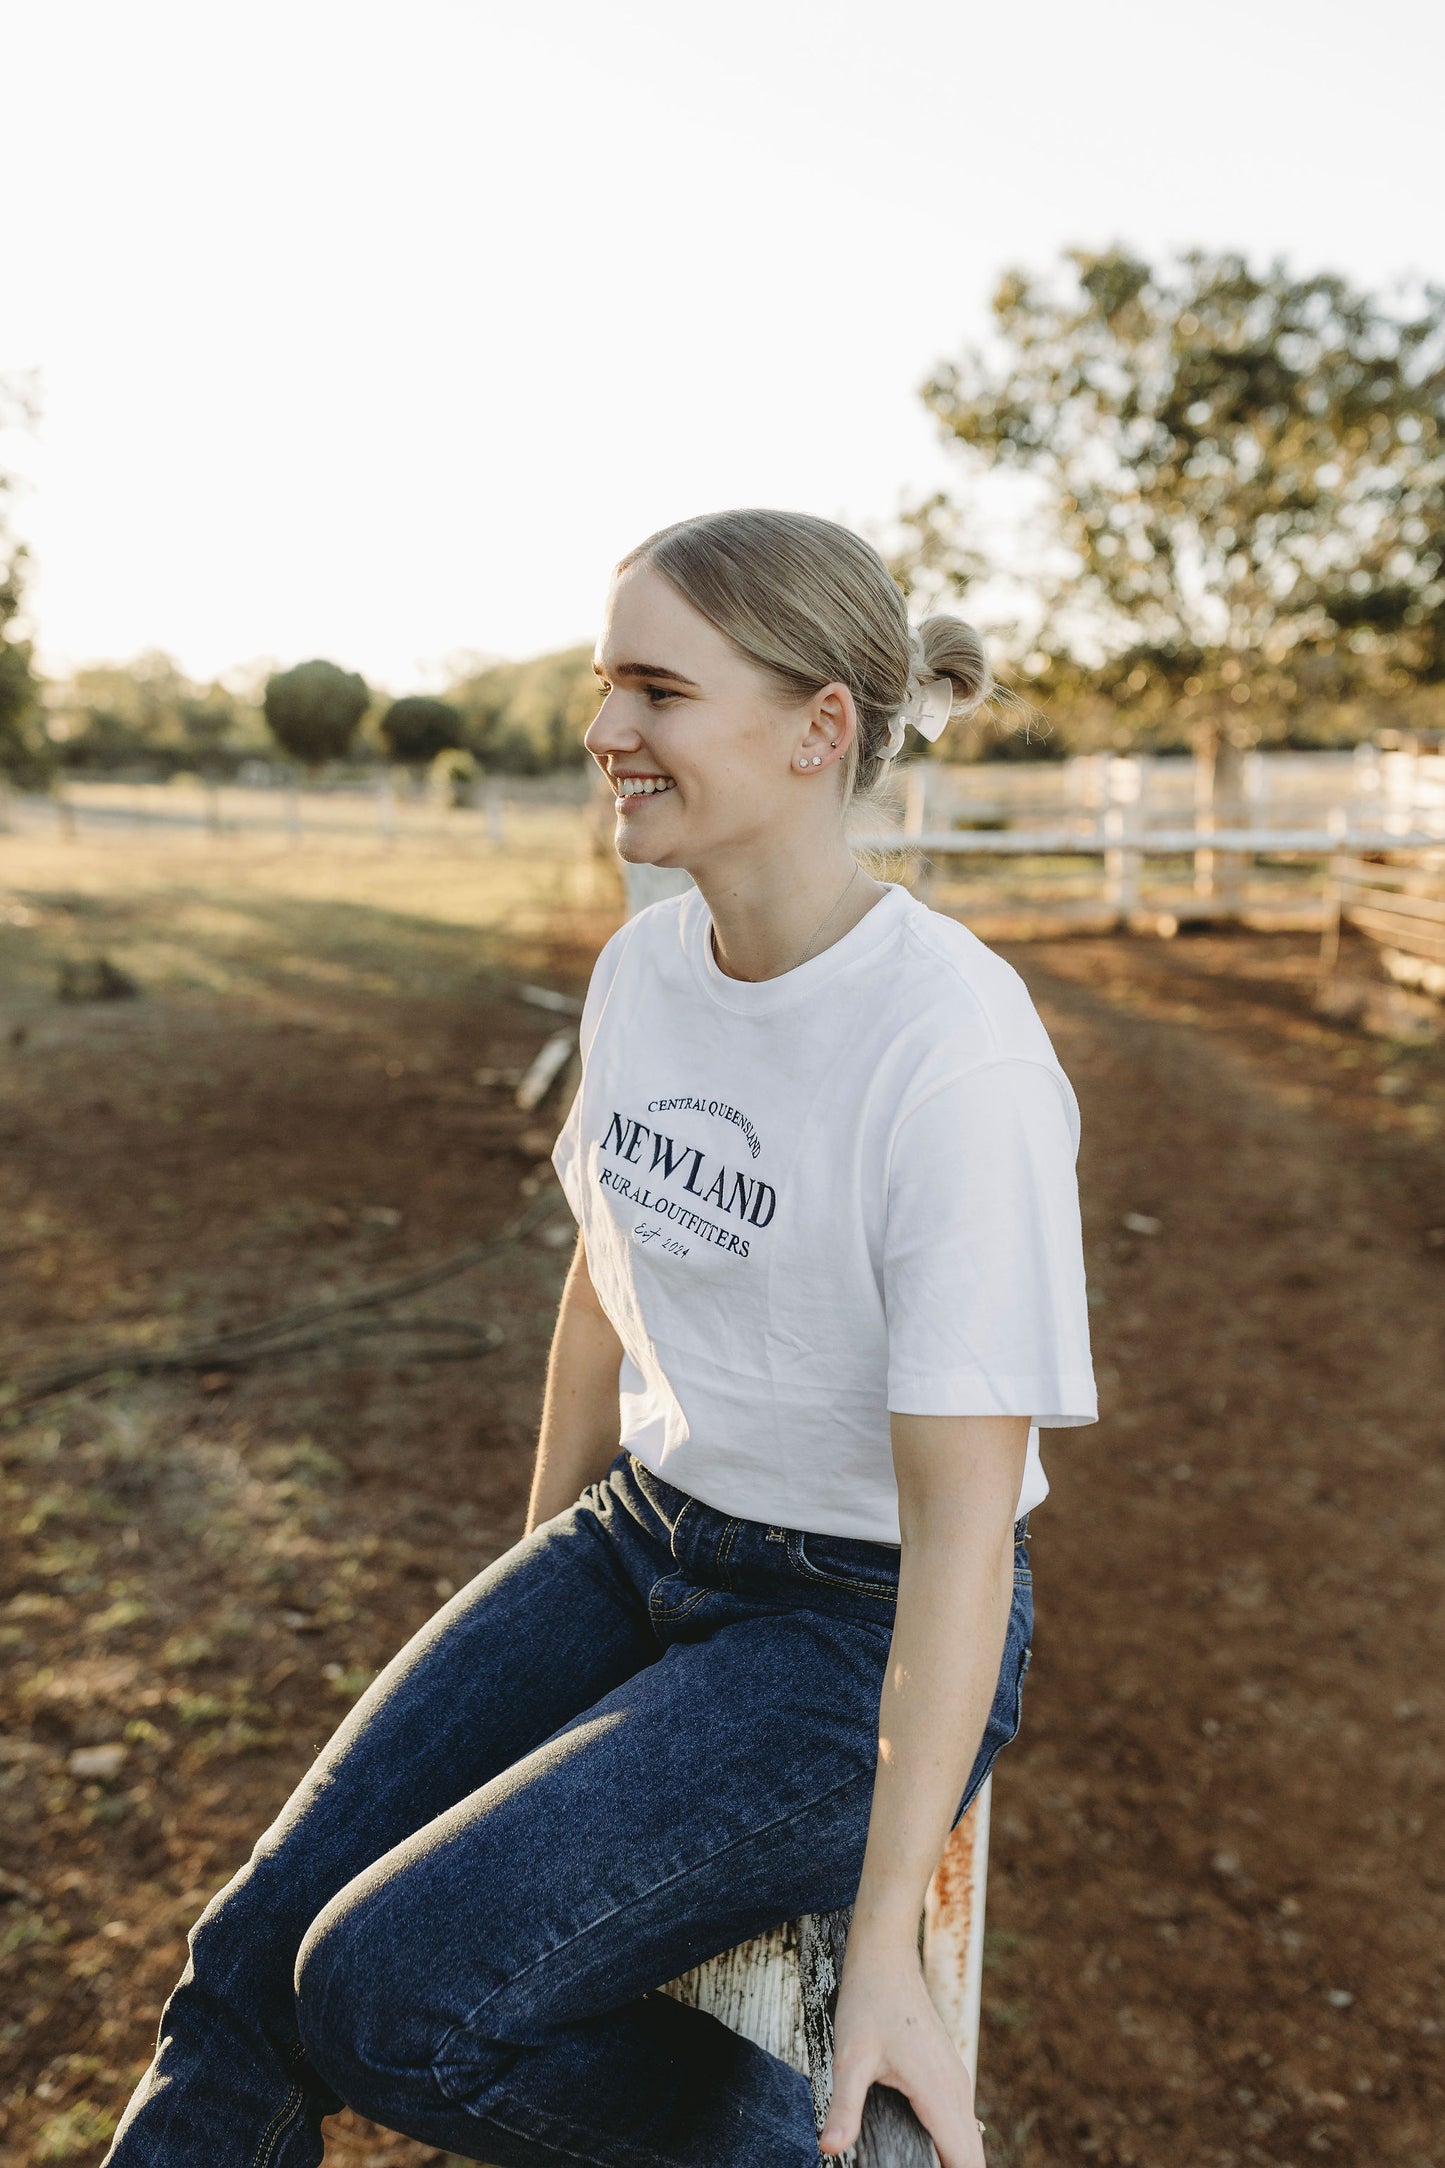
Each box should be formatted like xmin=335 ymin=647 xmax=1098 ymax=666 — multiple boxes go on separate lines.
xmin=5 ymin=0 xmax=1442 ymax=689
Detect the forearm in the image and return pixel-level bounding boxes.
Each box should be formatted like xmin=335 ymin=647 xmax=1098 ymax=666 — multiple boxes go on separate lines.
xmin=850 ymin=1412 xmax=1028 ymax=1955
xmin=850 ymin=1517 xmax=1014 ymax=1951
xmin=526 ymin=1237 xmax=626 ymax=1534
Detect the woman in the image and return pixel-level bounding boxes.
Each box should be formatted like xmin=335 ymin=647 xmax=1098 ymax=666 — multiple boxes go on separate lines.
xmin=105 ymin=510 xmax=1096 ymax=2168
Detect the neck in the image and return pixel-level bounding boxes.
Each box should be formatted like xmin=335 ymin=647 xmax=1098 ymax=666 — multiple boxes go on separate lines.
xmin=686 ymin=832 xmax=886 ymax=983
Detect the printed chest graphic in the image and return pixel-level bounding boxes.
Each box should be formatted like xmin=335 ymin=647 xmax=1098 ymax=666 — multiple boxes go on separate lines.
xmin=595 ymin=1104 xmax=775 ymax=1262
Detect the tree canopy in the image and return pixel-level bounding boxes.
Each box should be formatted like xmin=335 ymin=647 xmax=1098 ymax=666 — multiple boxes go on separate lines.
xmin=45 ymin=651 xmax=264 ymax=774
xmin=379 ymin=693 xmax=463 ymax=768
xmin=446 ymin=645 xmax=596 ymax=773
xmin=914 ymin=250 xmax=1445 ymax=750
xmin=262 ymin=659 xmax=370 ymax=770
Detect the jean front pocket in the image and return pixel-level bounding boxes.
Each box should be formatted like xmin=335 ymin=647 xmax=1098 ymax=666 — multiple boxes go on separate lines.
xmin=647 ymin=1570 xmax=712 ymax=1630
xmin=784 ymin=1530 xmax=899 ymax=1603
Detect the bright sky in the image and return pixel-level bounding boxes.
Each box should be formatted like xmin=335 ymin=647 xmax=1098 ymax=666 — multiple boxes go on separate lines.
xmin=4 ymin=0 xmax=1441 ymax=690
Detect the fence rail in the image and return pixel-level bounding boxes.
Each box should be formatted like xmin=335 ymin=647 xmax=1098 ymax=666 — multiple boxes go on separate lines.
xmin=856 ymin=826 xmax=1445 ymax=855
xmin=848 ymin=748 xmax=1445 ymax=925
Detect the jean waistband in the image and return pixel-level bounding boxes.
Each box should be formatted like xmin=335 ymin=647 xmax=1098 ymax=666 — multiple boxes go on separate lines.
xmin=617 ymin=1452 xmax=1030 ymax=1564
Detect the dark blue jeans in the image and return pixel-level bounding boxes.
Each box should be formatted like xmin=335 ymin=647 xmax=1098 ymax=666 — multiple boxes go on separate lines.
xmin=105 ymin=1450 xmax=1034 ymax=2168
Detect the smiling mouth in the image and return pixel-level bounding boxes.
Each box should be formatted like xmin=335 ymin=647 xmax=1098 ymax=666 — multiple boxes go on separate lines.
xmin=613 ymin=775 xmax=676 ymax=801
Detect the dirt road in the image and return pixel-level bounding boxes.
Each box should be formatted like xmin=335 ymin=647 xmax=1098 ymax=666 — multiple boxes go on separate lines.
xmin=980 ymin=932 xmax=1445 ymax=2167
xmin=1 ymin=859 xmax=1442 ymax=2166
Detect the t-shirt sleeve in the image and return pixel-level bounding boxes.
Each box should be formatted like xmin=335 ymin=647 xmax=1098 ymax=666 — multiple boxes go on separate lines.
xmin=551 ymin=1071 xmax=585 ymax=1225
xmin=549 ymin=920 xmax=630 ymax=1225
xmin=883 ymin=1057 xmax=1098 ymax=1426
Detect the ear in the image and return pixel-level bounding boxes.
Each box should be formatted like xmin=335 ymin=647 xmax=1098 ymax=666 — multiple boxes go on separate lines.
xmin=792 ymin=682 xmax=858 ymax=775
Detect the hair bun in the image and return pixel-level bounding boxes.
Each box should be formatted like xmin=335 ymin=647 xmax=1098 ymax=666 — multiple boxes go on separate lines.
xmin=915 ymin=614 xmax=992 ymax=721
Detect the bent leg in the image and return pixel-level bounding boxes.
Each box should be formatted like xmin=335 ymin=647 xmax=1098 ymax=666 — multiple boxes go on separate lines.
xmin=104 ymin=1473 xmax=660 ymax=2168
xmin=294 ymin=1602 xmax=899 ymax=2168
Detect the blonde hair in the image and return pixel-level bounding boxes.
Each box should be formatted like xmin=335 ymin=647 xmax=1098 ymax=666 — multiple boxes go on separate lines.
xmin=617 ymin=508 xmax=993 ymax=805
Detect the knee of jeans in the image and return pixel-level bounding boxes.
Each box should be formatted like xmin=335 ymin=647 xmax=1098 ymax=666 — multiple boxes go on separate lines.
xmin=178 ymin=1853 xmax=299 ymax=2003
xmin=293 ymin=1889 xmax=415 ymax=2101
xmin=294 ymin=1886 xmax=516 ymax=2109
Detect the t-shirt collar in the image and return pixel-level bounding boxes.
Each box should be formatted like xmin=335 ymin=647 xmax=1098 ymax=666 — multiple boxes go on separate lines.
xmin=685 ymin=879 xmax=913 ymax=1014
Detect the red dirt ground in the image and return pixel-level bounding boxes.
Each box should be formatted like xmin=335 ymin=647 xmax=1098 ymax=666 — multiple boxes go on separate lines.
xmin=2 ymin=892 xmax=1442 ymax=2168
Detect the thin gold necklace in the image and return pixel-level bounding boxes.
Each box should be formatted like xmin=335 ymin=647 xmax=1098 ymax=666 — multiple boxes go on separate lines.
xmin=715 ymin=863 xmax=862 ymax=983
xmin=791 ymin=862 xmax=861 ymax=973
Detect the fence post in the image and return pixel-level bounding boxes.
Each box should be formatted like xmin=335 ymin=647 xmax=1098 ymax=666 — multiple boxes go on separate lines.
xmin=1193 ymin=732 xmax=1248 ymax=913
xmin=377 ymin=773 xmax=397 ymax=846
xmin=1102 ymin=756 xmax=1142 ymax=923
xmin=1318 ymin=852 xmax=1345 ymax=978
xmin=903 ymin=764 xmax=929 ymax=840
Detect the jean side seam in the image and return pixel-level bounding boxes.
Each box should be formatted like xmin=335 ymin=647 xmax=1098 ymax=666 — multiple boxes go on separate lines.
xmin=433 ymin=1761 xmax=874 ymax=2065
xmin=248 ymin=2077 xmax=305 ymax=2168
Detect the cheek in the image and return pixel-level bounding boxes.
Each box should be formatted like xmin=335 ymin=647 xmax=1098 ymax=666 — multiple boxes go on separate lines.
xmin=687 ymin=712 xmax=788 ymax=792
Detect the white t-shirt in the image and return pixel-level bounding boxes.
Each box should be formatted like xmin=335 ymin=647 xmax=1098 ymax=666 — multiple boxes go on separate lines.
xmin=551 ymin=880 xmax=1098 ymax=1542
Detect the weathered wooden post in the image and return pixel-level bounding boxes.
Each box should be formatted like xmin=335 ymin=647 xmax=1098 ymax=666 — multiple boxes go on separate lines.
xmin=664 ymin=1775 xmax=993 ymax=2165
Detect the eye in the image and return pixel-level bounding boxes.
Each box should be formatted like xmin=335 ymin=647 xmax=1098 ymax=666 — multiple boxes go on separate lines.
xmin=643 ymin=685 xmax=677 ymax=705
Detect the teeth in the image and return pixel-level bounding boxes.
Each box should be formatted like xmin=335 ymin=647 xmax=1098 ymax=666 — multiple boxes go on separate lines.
xmin=615 ymin=776 xmax=675 ymax=798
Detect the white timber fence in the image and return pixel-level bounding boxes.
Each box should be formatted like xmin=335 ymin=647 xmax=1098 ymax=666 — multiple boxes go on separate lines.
xmin=856 ymin=743 xmax=1445 ymax=925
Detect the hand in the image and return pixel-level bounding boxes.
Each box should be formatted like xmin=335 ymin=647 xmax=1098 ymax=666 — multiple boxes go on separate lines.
xmin=819 ymin=1946 xmax=985 ymax=2168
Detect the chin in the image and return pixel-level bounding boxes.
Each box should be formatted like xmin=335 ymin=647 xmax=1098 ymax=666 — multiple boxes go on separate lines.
xmin=613 ymin=820 xmax=684 ymax=869
xmin=616 ymin=835 xmax=681 ymax=869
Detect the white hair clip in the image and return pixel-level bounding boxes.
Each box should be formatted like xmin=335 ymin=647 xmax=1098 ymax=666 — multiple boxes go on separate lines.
xmin=880 ymin=667 xmax=955 ymax=760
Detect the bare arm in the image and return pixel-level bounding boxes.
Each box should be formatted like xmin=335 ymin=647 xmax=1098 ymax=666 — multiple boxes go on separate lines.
xmin=820 ymin=1410 xmax=1030 ymax=2167
xmin=525 ymin=1232 xmax=627 ymax=1535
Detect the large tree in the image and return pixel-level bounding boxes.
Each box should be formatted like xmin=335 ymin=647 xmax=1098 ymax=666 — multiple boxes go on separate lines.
xmin=45 ymin=651 xmax=258 ymax=775
xmin=263 ymin=658 xmax=369 ymax=772
xmin=448 ymin=645 xmax=596 ymax=773
xmin=379 ymin=693 xmax=463 ymax=770
xmin=915 ymin=251 xmax=1445 ymax=773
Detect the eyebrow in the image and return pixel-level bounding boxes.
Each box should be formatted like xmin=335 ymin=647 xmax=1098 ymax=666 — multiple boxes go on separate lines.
xmin=592 ymin=659 xmax=701 ymax=689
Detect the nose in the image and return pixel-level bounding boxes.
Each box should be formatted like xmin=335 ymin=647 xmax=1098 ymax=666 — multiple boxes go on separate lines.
xmin=584 ymin=693 xmax=643 ymax=765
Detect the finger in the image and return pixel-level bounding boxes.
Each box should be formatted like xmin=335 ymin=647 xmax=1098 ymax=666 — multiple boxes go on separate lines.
xmin=819 ymin=2053 xmax=874 ymax=2156
xmin=899 ymin=2070 xmax=982 ymax=2168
